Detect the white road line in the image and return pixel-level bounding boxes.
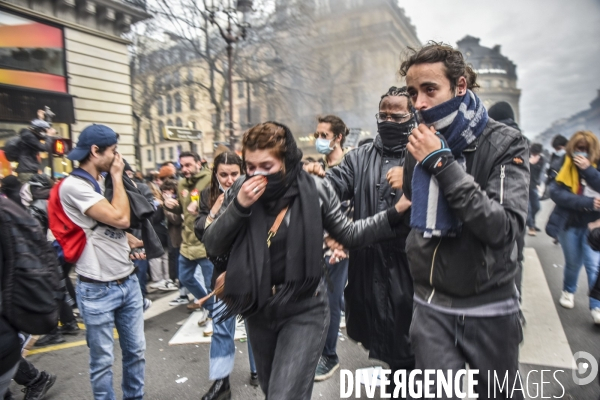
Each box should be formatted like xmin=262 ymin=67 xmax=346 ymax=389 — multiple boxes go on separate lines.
xmin=520 ymin=248 xmax=576 ymax=369
xmin=143 ymin=292 xmax=181 ymax=321
xmin=169 ymin=314 xmax=248 ymax=345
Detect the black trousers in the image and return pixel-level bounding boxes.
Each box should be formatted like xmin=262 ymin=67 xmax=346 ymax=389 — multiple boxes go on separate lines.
xmin=246 ymin=281 xmax=329 ymax=400
xmin=168 ymin=246 xmax=180 ymax=281
xmin=14 ymin=357 xmax=39 ymax=386
xmin=410 ymin=303 xmax=523 ymax=400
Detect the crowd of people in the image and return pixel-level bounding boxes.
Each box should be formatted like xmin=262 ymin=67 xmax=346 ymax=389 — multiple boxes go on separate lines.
xmin=1 ymin=40 xmax=600 ymax=400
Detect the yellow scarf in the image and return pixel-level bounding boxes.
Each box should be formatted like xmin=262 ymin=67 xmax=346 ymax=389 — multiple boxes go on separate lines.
xmin=555 ymin=156 xmax=597 ymax=194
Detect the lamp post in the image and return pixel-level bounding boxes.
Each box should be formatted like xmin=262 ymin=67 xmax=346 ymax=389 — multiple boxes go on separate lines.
xmin=207 ymin=0 xmax=251 ymax=149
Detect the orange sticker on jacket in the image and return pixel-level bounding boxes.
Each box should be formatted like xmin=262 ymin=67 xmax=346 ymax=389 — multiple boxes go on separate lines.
xmin=513 ymin=157 xmax=524 ymax=165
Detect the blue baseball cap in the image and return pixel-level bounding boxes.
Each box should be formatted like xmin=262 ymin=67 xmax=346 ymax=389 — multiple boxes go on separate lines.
xmin=67 ymin=124 xmax=118 ymax=161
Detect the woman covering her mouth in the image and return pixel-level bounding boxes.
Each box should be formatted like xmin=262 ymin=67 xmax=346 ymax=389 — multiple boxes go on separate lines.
xmin=200 ymin=121 xmax=411 ymax=399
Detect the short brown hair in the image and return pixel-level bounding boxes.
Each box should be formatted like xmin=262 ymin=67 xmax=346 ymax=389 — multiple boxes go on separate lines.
xmin=399 ymin=41 xmax=479 ymax=91
xmin=317 ymin=115 xmax=349 ymax=147
xmin=242 ymin=122 xmax=287 ymax=161
xmin=566 ymin=131 xmax=600 ymax=164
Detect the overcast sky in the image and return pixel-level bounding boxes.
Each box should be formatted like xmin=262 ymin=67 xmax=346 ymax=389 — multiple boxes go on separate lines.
xmin=400 ymin=0 xmax=600 ymax=138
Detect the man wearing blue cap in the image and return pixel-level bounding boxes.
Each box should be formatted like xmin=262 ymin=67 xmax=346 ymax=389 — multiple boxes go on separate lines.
xmin=52 ymin=124 xmax=146 ymax=399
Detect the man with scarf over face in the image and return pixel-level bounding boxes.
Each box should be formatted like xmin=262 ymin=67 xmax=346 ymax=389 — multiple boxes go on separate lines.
xmin=311 ymin=87 xmax=416 ymax=379
xmin=401 ymin=42 xmax=529 ymax=399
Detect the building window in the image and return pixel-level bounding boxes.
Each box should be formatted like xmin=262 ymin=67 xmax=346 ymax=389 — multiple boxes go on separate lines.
xmin=190 ymin=121 xmax=196 ymax=129
xmin=211 ymin=113 xmax=218 ymax=127
xmin=167 ymin=119 xmax=173 ymax=127
xmin=160 ymin=148 xmax=165 ymax=161
xmin=166 ymin=95 xmax=172 ymax=114
xmin=176 ymin=117 xmax=182 ymax=127
xmin=174 ymin=93 xmax=182 ymax=113
xmin=189 ymin=93 xmax=196 ymax=110
xmin=499 ymin=80 xmax=505 ymax=88
xmin=169 ymin=147 xmax=174 ymax=160
xmin=224 ymin=88 xmax=229 ymax=101
xmin=238 ymin=81 xmax=245 ymax=98
xmin=225 ymin=112 xmax=231 ymax=128
xmin=145 ymin=129 xmax=151 ymax=145
xmin=174 ymin=70 xmax=181 ymax=87
xmin=177 ymin=144 xmax=182 ymax=154
xmin=147 ymin=149 xmax=152 ymax=162
xmin=158 ymin=121 xmax=165 ymax=142
xmin=157 ymin=97 xmax=164 ymax=116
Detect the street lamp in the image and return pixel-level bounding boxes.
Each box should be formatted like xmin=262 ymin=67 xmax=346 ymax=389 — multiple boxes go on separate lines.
xmin=207 ymin=0 xmax=252 ymax=149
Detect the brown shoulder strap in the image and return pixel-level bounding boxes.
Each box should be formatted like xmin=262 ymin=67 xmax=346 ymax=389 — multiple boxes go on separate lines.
xmin=267 ymin=206 xmax=289 ymax=248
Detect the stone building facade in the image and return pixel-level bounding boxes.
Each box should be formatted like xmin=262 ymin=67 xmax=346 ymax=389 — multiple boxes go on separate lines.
xmin=0 ymin=0 xmax=148 ymax=176
xmin=457 ymin=35 xmax=521 ymax=125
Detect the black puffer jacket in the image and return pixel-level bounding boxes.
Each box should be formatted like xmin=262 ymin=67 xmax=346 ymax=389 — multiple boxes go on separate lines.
xmin=325 ymin=135 xmax=414 ymax=368
xmin=403 ymin=119 xmax=530 ymax=308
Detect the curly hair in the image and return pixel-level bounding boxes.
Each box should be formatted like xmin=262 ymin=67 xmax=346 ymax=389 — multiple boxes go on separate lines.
xmin=379 ymin=86 xmax=412 ymax=109
xmin=566 ymin=131 xmax=600 ymax=164
xmin=242 ymin=122 xmax=287 ymax=162
xmin=399 ymin=41 xmax=479 ymax=92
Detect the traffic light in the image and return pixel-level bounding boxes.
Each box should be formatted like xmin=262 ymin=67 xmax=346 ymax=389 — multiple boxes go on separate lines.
xmin=52 ymin=138 xmax=71 ymax=156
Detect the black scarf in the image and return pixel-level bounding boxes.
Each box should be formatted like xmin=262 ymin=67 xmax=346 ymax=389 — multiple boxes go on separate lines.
xmin=219 ymin=123 xmax=323 ymax=320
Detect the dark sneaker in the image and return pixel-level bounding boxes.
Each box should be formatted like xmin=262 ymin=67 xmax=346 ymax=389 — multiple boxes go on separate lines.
xmin=22 ymin=371 xmax=56 ymax=400
xmin=201 ymin=377 xmax=231 ymax=400
xmin=250 ymin=372 xmax=259 ymax=387
xmin=34 ymin=332 xmax=65 ymax=347
xmin=315 ymin=355 xmax=340 ymax=381
xmin=59 ymin=321 xmax=80 ymax=335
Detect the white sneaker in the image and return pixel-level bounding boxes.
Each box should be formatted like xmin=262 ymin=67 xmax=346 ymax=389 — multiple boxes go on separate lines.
xmin=158 ymin=280 xmax=179 ymax=291
xmin=149 ymin=279 xmax=167 ymax=289
xmin=143 ymin=298 xmax=152 ymax=312
xmin=196 ymin=308 xmax=209 ymax=326
xmin=203 ymin=319 xmax=213 ymax=337
xmin=169 ymin=296 xmax=189 ymax=306
xmin=592 ymin=308 xmax=600 ymax=324
xmin=559 ymin=291 xmax=575 ymax=309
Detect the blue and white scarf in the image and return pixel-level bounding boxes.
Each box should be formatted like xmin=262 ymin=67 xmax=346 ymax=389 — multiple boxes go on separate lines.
xmin=410 ymin=90 xmax=489 ymax=237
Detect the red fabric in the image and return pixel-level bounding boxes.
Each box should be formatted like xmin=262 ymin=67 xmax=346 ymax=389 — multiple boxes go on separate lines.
xmin=48 ymin=179 xmax=87 ymax=263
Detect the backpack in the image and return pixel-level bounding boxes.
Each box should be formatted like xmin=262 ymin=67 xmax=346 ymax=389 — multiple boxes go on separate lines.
xmin=3 ymin=135 xmax=21 ymax=162
xmin=48 ymin=169 xmax=101 ymax=264
xmin=0 ymin=196 xmax=62 ymax=334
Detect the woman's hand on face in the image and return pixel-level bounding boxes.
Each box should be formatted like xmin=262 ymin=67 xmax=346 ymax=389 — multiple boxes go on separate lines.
xmin=574 ymin=155 xmax=591 ymax=170
xmin=237 ymin=176 xmax=267 ymax=208
xmin=210 ymin=193 xmax=225 ymax=216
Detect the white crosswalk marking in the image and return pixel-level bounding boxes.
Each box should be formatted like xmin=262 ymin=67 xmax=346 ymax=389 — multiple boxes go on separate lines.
xmin=521 ymin=247 xmax=576 ymax=369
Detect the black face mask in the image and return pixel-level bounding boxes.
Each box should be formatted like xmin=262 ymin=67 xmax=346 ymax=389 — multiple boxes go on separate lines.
xmin=377 ymin=120 xmax=415 ymax=149
xmin=248 ymin=171 xmax=288 ymax=202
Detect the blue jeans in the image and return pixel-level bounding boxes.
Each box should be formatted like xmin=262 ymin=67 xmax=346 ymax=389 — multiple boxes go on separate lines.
xmin=133 ymin=259 xmax=149 ymax=298
xmin=558 ymin=227 xmax=600 ymax=309
xmin=209 ymin=310 xmax=257 ymax=380
xmin=76 ymin=275 xmax=146 ymax=400
xmin=178 ymin=255 xmax=214 ymax=312
xmin=323 ymin=256 xmax=348 ymax=357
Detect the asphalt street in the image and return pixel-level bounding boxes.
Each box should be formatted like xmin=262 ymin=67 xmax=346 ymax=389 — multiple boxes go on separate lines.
xmin=8 ymin=202 xmax=600 ymax=400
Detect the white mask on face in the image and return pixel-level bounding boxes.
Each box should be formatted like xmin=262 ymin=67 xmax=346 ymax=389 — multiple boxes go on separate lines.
xmin=556 ymin=149 xmax=566 ymax=157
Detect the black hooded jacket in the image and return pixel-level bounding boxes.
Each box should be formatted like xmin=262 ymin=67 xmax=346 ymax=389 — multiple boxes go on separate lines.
xmin=325 ymin=135 xmax=415 ymax=368
xmin=15 ymin=129 xmax=53 ymax=174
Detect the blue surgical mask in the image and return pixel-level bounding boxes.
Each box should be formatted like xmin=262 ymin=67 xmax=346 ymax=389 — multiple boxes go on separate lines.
xmin=556 ymin=149 xmax=566 ymax=157
xmin=316 ymin=138 xmax=334 ymax=155
xmin=574 ymin=151 xmax=589 ymax=159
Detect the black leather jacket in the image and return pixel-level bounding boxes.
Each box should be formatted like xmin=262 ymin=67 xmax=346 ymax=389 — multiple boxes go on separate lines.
xmin=16 ymin=129 xmax=52 ymax=173
xmin=201 ymin=174 xmax=404 ymax=259
xmin=403 ymin=119 xmax=530 ymax=308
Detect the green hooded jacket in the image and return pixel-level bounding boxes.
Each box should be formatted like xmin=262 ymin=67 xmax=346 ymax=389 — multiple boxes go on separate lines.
xmin=173 ymin=170 xmax=211 ymax=260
